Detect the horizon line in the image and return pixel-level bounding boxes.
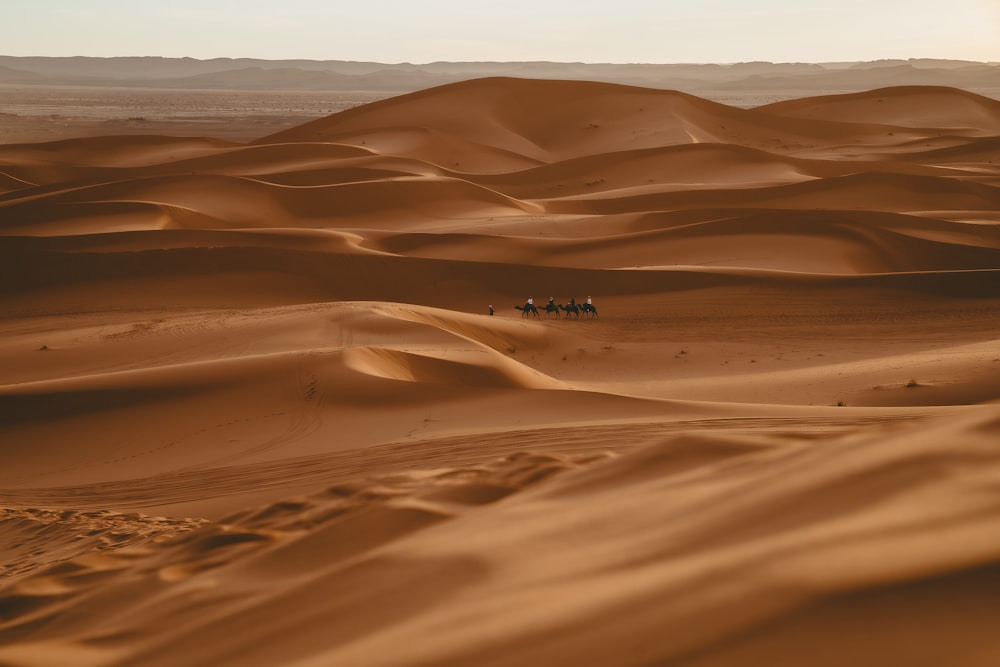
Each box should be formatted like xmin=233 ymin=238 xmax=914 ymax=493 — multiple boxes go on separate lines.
xmin=2 ymin=54 xmax=998 ymax=67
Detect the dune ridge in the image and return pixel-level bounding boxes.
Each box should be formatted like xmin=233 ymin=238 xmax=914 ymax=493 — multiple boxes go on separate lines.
xmin=1 ymin=76 xmax=999 ymax=666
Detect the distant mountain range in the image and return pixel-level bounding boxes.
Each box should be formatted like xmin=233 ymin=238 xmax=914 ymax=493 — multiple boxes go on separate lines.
xmin=1 ymin=56 xmax=997 ymax=96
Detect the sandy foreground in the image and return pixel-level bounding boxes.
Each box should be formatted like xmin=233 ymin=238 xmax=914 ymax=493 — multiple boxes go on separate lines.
xmin=1 ymin=77 xmax=999 ymax=666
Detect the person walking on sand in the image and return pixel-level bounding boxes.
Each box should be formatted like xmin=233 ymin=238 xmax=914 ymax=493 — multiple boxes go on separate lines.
xmin=489 ymin=304 xmax=494 ymax=316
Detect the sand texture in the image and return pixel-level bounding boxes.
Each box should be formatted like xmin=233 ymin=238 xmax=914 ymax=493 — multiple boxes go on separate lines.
xmin=1 ymin=77 xmax=999 ymax=666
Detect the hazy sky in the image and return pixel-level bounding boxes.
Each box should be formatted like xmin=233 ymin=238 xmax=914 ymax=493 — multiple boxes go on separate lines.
xmin=4 ymin=0 xmax=998 ymax=63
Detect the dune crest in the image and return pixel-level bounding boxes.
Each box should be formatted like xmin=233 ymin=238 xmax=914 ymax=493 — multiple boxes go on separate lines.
xmin=1 ymin=76 xmax=999 ymax=666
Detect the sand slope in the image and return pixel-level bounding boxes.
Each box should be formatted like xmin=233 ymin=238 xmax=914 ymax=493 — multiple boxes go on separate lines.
xmin=1 ymin=77 xmax=999 ymax=666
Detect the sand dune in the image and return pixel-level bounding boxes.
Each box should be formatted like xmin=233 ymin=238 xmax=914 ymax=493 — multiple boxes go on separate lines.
xmin=1 ymin=76 xmax=999 ymax=666
xmin=259 ymin=78 xmax=950 ymax=162
xmin=758 ymin=85 xmax=1000 ymax=133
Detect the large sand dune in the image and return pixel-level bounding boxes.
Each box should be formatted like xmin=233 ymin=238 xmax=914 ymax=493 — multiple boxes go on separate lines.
xmin=1 ymin=77 xmax=999 ymax=666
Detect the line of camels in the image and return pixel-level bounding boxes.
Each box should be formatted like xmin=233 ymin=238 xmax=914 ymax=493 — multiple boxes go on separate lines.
xmin=515 ymin=299 xmax=598 ymax=319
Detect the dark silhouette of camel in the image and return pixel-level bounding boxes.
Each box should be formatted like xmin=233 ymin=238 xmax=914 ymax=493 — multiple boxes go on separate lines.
xmin=581 ymin=303 xmax=598 ymax=318
xmin=538 ymin=301 xmax=561 ymax=318
xmin=515 ymin=304 xmax=539 ymax=318
xmin=559 ymin=303 xmax=581 ymax=319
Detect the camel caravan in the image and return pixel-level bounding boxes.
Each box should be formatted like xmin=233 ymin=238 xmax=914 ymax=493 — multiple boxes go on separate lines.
xmin=515 ymin=296 xmax=598 ymax=319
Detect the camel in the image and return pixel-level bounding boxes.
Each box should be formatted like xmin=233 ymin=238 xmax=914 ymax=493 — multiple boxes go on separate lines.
xmin=515 ymin=304 xmax=539 ymax=318
xmin=581 ymin=303 xmax=598 ymax=318
xmin=559 ymin=303 xmax=581 ymax=319
xmin=538 ymin=301 xmax=561 ymax=318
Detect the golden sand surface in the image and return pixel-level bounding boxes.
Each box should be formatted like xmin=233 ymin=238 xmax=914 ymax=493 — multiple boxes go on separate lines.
xmin=1 ymin=77 xmax=999 ymax=666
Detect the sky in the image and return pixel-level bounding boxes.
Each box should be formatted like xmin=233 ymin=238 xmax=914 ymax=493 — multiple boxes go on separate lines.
xmin=3 ymin=0 xmax=998 ymax=64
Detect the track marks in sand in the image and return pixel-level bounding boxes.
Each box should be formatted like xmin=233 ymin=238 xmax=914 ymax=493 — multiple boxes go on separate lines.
xmin=4 ymin=410 xmax=992 ymax=667
xmin=0 ymin=413 xmax=922 ymax=519
xmin=0 ymin=449 xmax=602 ymax=660
xmin=0 ymin=508 xmax=207 ymax=585
xmin=258 ymin=408 xmax=999 ymax=667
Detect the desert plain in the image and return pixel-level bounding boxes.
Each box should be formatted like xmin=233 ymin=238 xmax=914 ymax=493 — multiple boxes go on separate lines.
xmin=1 ymin=74 xmax=1000 ymax=666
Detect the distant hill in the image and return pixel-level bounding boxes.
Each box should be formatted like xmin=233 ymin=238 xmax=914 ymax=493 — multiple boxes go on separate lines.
xmin=0 ymin=64 xmax=44 ymax=84
xmin=0 ymin=56 xmax=997 ymax=98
